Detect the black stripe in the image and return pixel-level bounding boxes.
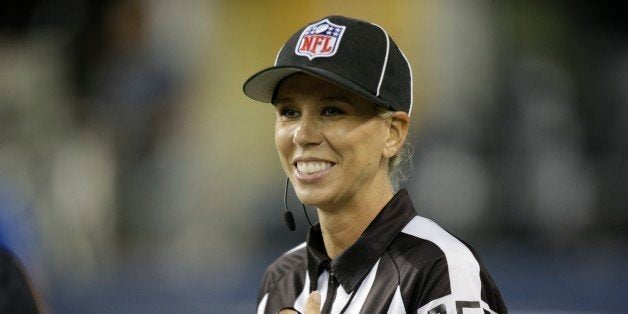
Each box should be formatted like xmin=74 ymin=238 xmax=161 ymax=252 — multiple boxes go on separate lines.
xmin=358 ymin=254 xmax=399 ymax=313
xmin=389 ymin=233 xmax=452 ymax=310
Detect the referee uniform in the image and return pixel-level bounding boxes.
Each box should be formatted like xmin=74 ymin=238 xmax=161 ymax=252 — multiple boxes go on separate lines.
xmin=257 ymin=190 xmax=506 ymax=313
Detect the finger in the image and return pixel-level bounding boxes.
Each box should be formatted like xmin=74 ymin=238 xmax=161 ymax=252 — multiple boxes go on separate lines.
xmin=278 ymin=309 xmax=298 ymax=314
xmin=304 ymin=291 xmax=321 ymax=314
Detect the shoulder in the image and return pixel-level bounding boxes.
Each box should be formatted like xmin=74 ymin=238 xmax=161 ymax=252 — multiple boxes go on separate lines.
xmin=388 ymin=215 xmax=482 ymax=295
xmin=259 ymin=242 xmax=307 ymax=295
xmin=389 ymin=216 xmax=475 ymax=268
xmin=390 ymin=216 xmax=507 ymax=313
xmin=257 ymin=242 xmax=310 ymax=311
xmin=396 ymin=216 xmax=485 ymax=289
xmin=397 ymin=216 xmax=480 ymax=266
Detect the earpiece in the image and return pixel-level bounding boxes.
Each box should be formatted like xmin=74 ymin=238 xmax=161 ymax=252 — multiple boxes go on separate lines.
xmin=284 ymin=177 xmax=296 ymax=231
xmin=283 ymin=177 xmax=314 ymax=231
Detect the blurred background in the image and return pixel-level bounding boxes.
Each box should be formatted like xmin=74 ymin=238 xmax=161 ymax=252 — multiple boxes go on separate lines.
xmin=0 ymin=0 xmax=626 ymax=312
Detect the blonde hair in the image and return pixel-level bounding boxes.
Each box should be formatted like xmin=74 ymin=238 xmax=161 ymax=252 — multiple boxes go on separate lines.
xmin=379 ymin=110 xmax=414 ymax=191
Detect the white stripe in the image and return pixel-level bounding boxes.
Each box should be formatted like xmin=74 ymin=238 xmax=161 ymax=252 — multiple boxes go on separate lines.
xmin=371 ymin=23 xmax=390 ymax=97
xmin=386 ymin=286 xmax=405 ymax=313
xmin=401 ymin=216 xmax=482 ymax=300
xmin=398 ymin=49 xmax=414 ymax=116
xmin=285 ymin=242 xmax=306 ymax=255
xmin=274 ymin=44 xmax=285 ymax=66
xmin=309 ymin=261 xmax=381 ymax=314
xmin=293 ymin=271 xmax=311 ymax=312
xmin=257 ymin=293 xmax=268 ymax=314
xmin=335 ymin=258 xmax=380 ymax=313
xmin=316 ymin=271 xmax=330 ymax=310
xmin=330 ymin=279 xmax=352 ymax=313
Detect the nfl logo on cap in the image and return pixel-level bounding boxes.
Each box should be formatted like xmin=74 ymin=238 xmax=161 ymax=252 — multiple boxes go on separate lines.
xmin=295 ymin=19 xmax=346 ymax=60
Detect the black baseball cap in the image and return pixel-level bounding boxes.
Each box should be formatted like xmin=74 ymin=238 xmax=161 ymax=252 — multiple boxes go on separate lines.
xmin=243 ymin=15 xmax=414 ymax=114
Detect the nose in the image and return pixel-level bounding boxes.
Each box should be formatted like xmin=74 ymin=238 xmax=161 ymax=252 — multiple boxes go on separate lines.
xmin=293 ymin=114 xmax=323 ymax=146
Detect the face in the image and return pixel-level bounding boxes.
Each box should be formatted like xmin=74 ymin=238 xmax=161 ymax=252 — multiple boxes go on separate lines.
xmin=274 ymin=73 xmax=393 ymax=211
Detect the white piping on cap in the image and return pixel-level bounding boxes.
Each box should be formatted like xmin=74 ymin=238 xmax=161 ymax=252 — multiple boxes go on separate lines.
xmin=399 ymin=49 xmax=414 ymax=116
xmin=371 ymin=23 xmax=390 ymax=98
xmin=274 ymin=44 xmax=285 ymax=66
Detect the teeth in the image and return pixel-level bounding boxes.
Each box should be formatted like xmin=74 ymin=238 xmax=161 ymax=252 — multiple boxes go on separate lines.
xmin=296 ymin=161 xmax=333 ymax=174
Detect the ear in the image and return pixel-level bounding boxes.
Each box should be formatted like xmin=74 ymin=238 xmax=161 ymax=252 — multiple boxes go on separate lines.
xmin=382 ymin=111 xmax=410 ymax=158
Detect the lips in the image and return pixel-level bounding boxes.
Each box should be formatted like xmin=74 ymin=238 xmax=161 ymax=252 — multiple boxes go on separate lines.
xmin=293 ymin=159 xmax=336 ymax=182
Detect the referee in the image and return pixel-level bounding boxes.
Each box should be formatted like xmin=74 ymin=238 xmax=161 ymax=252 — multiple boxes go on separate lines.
xmin=243 ymin=15 xmax=507 ymax=313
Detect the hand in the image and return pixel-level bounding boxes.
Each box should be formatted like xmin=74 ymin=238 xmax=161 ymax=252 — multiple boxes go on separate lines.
xmin=278 ymin=291 xmax=321 ymax=314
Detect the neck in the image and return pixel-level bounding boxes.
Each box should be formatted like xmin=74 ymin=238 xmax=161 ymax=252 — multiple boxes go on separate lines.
xmin=317 ymin=179 xmax=394 ymax=259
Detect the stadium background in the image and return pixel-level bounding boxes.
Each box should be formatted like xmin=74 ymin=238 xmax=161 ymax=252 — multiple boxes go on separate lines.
xmin=0 ymin=0 xmax=626 ymax=312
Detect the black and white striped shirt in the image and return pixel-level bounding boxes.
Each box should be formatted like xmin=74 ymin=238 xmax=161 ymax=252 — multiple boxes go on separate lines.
xmin=257 ymin=189 xmax=507 ymax=313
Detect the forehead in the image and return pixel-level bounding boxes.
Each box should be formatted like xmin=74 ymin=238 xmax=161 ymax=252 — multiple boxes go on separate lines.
xmin=274 ymin=73 xmax=373 ymax=107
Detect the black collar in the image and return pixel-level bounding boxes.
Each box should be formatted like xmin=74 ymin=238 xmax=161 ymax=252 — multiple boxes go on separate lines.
xmin=306 ymin=189 xmax=417 ymax=292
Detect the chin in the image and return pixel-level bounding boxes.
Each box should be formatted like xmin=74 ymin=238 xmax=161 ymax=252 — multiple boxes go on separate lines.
xmin=294 ymin=186 xmax=333 ymax=208
xmin=294 ymin=191 xmax=323 ymax=207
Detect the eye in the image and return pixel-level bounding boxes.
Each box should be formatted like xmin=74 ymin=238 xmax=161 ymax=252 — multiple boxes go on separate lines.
xmin=278 ymin=107 xmax=300 ymax=118
xmin=322 ymin=106 xmax=345 ymax=116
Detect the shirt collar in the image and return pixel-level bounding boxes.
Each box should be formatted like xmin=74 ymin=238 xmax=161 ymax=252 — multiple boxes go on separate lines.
xmin=306 ymin=189 xmax=417 ymax=292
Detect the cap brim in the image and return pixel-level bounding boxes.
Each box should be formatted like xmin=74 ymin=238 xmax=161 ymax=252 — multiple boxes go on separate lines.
xmin=243 ymin=65 xmax=389 ymax=109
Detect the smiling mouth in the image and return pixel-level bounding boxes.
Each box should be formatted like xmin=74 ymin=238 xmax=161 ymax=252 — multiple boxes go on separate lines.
xmin=295 ymin=161 xmax=335 ymax=175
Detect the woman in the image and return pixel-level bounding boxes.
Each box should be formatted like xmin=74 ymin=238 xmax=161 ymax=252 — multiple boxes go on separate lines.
xmin=243 ymin=16 xmax=507 ymax=314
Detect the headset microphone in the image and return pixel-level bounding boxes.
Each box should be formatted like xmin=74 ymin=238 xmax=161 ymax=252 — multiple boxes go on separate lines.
xmin=283 ymin=177 xmax=315 ymax=231
xmin=284 ymin=177 xmax=296 ymax=231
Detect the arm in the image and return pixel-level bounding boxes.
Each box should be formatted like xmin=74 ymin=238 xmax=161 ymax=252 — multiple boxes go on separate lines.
xmin=413 ymin=257 xmax=502 ymax=314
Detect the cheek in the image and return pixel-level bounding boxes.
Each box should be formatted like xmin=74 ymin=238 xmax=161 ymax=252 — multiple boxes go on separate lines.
xmin=339 ymin=127 xmax=387 ymax=167
xmin=275 ymin=124 xmax=292 ymax=163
